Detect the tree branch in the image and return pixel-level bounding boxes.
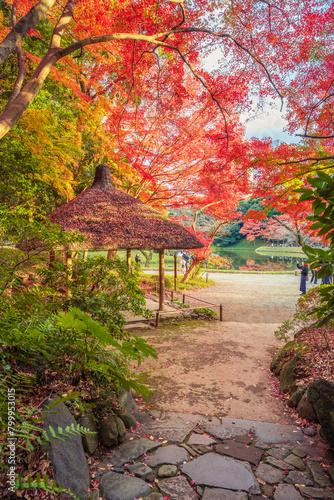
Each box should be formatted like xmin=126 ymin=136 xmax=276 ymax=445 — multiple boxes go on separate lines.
xmin=4 ymin=3 xmax=27 ymax=109
xmin=271 ymin=215 xmax=304 ymax=246
xmin=295 ymin=134 xmax=334 ymax=140
xmin=0 ymin=0 xmax=57 ymax=64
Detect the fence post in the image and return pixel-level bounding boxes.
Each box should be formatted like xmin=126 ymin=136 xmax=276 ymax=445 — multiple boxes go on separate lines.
xmin=182 ymin=293 xmax=186 ymax=304
xmin=155 ymin=312 xmax=160 ymax=328
xmin=220 ymin=304 xmax=223 ymax=322
xmin=171 ymin=290 xmax=174 ymax=301
xmin=206 ymin=272 xmax=209 ymax=283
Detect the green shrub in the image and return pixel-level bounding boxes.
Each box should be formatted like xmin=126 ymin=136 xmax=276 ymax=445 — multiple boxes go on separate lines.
xmin=141 ymin=274 xmax=174 ymax=289
xmin=275 ymin=287 xmax=321 ymax=342
xmin=39 ymin=255 xmax=152 ymax=335
xmin=193 ymin=308 xmax=217 ymax=317
xmin=0 ymin=307 xmax=157 ymax=396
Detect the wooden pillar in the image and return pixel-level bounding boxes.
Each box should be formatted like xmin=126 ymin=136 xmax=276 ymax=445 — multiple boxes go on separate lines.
xmin=65 ymin=250 xmax=73 ymax=297
xmin=83 ymin=251 xmax=88 ymax=261
xmin=107 ymin=249 xmax=116 ymax=260
xmin=49 ymin=249 xmax=55 ymax=267
xmin=174 ymin=253 xmax=177 ymax=291
xmin=126 ymin=250 xmax=131 ymax=270
xmin=159 ymin=248 xmax=165 ymax=311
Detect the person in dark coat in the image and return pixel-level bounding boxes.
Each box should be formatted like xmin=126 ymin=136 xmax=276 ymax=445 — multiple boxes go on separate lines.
xmin=310 ymin=267 xmax=318 ymax=285
xmin=321 ymin=263 xmax=331 ymax=285
xmin=296 ymin=260 xmax=309 ymax=295
xmin=135 ymin=253 xmax=141 ymax=267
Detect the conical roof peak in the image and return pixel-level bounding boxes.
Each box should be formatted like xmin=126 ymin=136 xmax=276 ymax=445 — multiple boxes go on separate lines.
xmin=92 ymin=164 xmax=115 ymax=190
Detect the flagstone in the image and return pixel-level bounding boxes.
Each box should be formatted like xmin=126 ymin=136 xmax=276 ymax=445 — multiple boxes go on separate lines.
xmin=99 ymin=471 xmax=151 ymax=500
xmin=146 ymin=445 xmax=189 ymax=467
xmin=255 ymin=463 xmax=286 ymax=484
xmin=188 ymin=433 xmax=216 ymax=446
xmin=215 ymin=440 xmax=263 ymax=465
xmin=202 ymin=488 xmax=248 ymax=500
xmin=158 ymin=476 xmax=198 ymax=500
xmin=273 ymin=483 xmax=303 ymax=500
xmin=181 ymin=452 xmax=261 ymax=494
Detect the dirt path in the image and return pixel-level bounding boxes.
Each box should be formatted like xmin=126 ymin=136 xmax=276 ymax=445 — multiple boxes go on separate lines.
xmin=184 ymin=272 xmax=302 ymax=323
xmin=136 ymin=273 xmax=304 ymax=423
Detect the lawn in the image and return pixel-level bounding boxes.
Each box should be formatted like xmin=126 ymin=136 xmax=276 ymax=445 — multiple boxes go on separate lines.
xmin=256 ymin=246 xmax=306 ymax=257
xmin=88 ymin=249 xmax=177 ymax=269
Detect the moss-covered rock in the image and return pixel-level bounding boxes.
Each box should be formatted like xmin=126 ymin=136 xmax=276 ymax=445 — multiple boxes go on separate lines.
xmin=279 ymin=353 xmax=300 ymax=393
xmin=287 ymin=387 xmax=306 ymax=408
xmin=115 ymin=408 xmax=137 ymax=430
xmin=270 ymin=346 xmax=291 ymax=375
xmin=296 ymin=393 xmax=317 ymax=422
xmin=307 ymin=379 xmax=334 ymax=448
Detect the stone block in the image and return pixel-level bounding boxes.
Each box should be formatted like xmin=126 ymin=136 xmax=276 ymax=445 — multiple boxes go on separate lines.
xmin=181 ymin=453 xmax=261 ymax=494
xmin=296 ymin=393 xmax=318 ymax=422
xmin=42 ymin=400 xmax=90 ymax=500
xmin=308 ymin=379 xmax=334 ymax=447
xmin=99 ymin=471 xmax=151 ymax=500
xmin=77 ymin=413 xmax=98 ymax=455
xmin=99 ymin=415 xmax=126 ymax=447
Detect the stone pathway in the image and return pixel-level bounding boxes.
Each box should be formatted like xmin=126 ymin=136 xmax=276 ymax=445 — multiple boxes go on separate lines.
xmin=96 ymin=274 xmax=334 ymax=499
xmin=93 ymin=409 xmax=334 ymax=500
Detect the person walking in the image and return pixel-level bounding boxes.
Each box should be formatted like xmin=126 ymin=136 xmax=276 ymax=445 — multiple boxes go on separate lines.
xmin=182 ymin=252 xmax=189 ymax=271
xmin=296 ymin=260 xmax=309 ymax=295
xmin=321 ymin=263 xmax=331 ymax=285
xmin=135 ymin=253 xmax=141 ymax=267
xmin=180 ymin=256 xmax=186 ymax=274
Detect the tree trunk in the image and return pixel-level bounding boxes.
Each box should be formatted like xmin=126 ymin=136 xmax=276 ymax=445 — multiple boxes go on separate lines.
xmin=107 ymin=249 xmax=116 ymax=259
xmin=0 ymin=50 xmax=60 ymax=139
xmin=0 ymin=0 xmax=56 ymax=65
xmin=181 ymin=257 xmax=201 ymax=283
xmin=140 ymin=249 xmax=153 ymax=267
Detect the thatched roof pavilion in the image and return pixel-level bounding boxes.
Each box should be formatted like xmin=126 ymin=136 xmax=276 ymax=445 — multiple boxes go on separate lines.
xmin=48 ymin=164 xmax=203 ymax=310
xmin=49 ymin=164 xmax=203 ymax=251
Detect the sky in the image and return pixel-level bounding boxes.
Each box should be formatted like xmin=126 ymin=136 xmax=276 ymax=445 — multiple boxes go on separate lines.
xmin=203 ymin=49 xmax=300 ymax=144
xmin=242 ymin=105 xmax=300 ymax=144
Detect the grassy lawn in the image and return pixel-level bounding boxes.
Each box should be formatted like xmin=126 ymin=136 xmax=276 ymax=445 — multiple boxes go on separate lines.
xmin=255 ymin=246 xmax=306 ymax=257
xmin=140 ymin=273 xmax=215 ymax=292
xmin=88 ymin=249 xmax=179 ymax=269
xmin=213 ymin=239 xmax=269 ymax=250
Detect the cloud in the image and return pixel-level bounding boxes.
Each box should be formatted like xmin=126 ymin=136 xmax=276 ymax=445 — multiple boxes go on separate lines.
xmin=242 ymin=107 xmax=299 ymax=143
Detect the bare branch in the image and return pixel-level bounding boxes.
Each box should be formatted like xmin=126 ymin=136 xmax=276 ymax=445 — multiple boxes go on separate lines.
xmin=279 ymin=156 xmax=334 ymax=165
xmin=176 ymin=27 xmax=284 ymax=110
xmin=271 ymin=215 xmax=304 ymax=246
xmin=296 ymin=134 xmax=334 ymax=140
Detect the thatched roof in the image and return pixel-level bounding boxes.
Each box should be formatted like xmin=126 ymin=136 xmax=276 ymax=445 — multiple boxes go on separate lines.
xmin=48 ymin=164 xmax=204 ymax=251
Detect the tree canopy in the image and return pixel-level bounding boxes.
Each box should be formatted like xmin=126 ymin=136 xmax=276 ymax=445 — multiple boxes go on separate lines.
xmin=1 ymin=0 xmax=334 ymax=233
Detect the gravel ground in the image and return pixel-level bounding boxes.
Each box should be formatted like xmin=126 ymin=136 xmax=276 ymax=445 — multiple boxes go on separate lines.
xmin=181 ymin=272 xmax=304 ymax=323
